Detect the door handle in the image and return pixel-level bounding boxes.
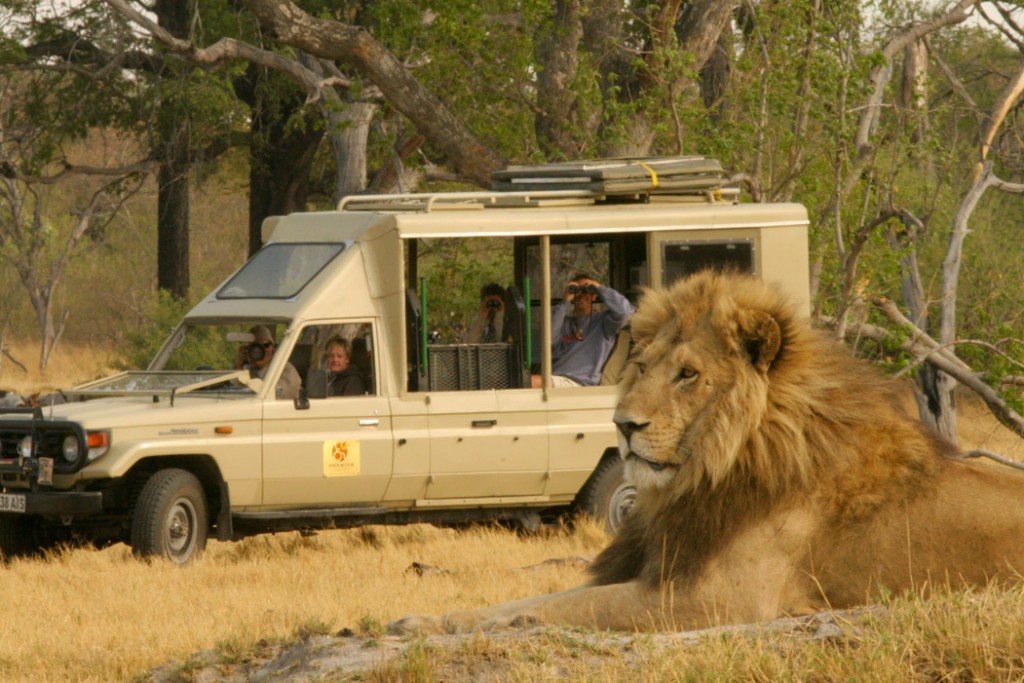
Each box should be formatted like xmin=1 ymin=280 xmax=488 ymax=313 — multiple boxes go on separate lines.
xmin=472 ymin=419 xmax=497 ymax=428
xmin=359 ymin=418 xmax=380 ymax=426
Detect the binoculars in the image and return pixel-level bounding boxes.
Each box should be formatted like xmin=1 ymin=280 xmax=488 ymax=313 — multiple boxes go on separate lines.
xmin=485 ymin=299 xmax=502 ymax=308
xmin=568 ymin=283 xmax=598 ymax=295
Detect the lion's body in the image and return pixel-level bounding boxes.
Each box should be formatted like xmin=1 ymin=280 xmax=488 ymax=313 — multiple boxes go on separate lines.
xmin=391 ymin=271 xmax=1024 ymax=634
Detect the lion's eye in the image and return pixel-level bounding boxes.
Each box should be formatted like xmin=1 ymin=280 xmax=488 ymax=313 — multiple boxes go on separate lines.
xmin=634 ymin=361 xmax=647 ymax=377
xmin=676 ymin=367 xmax=698 ymax=383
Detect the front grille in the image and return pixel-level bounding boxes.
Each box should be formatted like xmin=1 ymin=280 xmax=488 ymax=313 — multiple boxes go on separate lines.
xmin=0 ymin=417 xmax=84 ymax=476
xmin=0 ymin=428 xmax=75 ymax=460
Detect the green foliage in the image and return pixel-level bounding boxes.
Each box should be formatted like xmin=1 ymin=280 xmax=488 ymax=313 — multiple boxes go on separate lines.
xmin=5 ymin=0 xmax=1024 ymax=413
xmin=114 ymin=291 xmax=194 ymax=371
xmin=417 ymin=237 xmax=514 ymax=343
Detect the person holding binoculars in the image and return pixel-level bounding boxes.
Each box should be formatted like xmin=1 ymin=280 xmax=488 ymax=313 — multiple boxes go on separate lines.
xmin=531 ymin=273 xmax=634 ymax=388
xmin=235 ymin=325 xmax=302 ymax=400
xmin=462 ymin=283 xmax=506 ymax=344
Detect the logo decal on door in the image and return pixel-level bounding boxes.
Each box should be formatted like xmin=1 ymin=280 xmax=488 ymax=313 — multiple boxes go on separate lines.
xmin=323 ymin=440 xmax=361 ymax=477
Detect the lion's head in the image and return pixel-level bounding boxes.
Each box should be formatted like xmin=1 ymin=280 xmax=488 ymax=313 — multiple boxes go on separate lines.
xmin=613 ymin=270 xmax=908 ymax=499
xmin=614 ymin=271 xmax=791 ymax=494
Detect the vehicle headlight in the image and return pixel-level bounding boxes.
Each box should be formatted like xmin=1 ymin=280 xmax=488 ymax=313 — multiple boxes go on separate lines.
xmin=62 ymin=435 xmax=80 ymax=463
xmin=17 ymin=436 xmax=32 ymax=459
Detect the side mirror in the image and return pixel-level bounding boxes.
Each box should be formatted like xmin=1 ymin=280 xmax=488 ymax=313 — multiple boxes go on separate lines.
xmin=305 ymin=368 xmax=328 ymax=399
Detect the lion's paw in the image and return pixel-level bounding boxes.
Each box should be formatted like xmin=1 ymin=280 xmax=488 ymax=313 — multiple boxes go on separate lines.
xmin=390 ymin=608 xmax=542 ymax=635
xmin=387 ymin=613 xmax=446 ymax=635
xmin=443 ymin=609 xmax=539 ymax=633
xmin=482 ymin=612 xmax=540 ymax=631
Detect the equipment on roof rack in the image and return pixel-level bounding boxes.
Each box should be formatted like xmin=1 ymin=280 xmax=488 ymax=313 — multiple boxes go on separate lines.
xmin=490 ymin=156 xmax=724 ymax=195
xmin=336 ymin=157 xmax=730 ymax=213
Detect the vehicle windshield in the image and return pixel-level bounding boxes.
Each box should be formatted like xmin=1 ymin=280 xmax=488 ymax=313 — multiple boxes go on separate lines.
xmin=216 ymin=243 xmax=344 ymax=299
xmin=142 ymin=321 xmax=294 ymax=396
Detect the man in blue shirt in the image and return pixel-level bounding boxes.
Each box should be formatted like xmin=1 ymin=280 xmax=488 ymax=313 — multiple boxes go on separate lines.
xmin=531 ymin=273 xmax=634 ymax=387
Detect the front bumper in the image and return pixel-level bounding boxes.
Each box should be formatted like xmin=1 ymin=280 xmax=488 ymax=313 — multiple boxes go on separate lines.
xmin=0 ymin=491 xmax=104 ymax=517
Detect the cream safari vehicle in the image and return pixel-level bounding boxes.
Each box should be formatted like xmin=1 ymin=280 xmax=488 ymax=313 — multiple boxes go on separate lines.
xmin=0 ymin=158 xmax=810 ymax=563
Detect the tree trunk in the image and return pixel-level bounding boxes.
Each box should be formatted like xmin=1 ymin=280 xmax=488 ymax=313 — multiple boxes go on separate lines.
xmin=155 ymin=0 xmax=192 ymax=299
xmin=235 ymin=64 xmax=324 ymax=255
xmin=241 ymin=0 xmax=504 ymax=186
xmin=700 ymin=30 xmax=731 ymax=125
xmin=156 ymin=145 xmax=190 ymax=298
xmin=900 ymin=39 xmax=929 ymax=144
xmin=535 ymin=0 xmax=584 ymax=157
xmin=331 ymin=100 xmax=375 ymax=201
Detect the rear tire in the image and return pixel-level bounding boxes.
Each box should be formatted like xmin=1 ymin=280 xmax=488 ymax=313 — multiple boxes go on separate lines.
xmin=131 ymin=469 xmax=208 ymax=564
xmin=578 ymin=457 xmax=635 ymax=534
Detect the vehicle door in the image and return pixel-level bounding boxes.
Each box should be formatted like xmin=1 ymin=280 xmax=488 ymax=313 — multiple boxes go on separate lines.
xmin=424 ymin=386 xmax=548 ymax=500
xmin=261 ymin=321 xmax=393 ymax=507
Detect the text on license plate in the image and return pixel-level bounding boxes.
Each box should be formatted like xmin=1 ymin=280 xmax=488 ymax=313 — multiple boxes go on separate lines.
xmin=0 ymin=493 xmax=26 ymax=513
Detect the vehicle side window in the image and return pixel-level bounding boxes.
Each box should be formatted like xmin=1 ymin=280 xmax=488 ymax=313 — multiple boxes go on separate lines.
xmin=293 ymin=323 xmax=375 ymax=398
xmin=405 ymin=237 xmax=525 ymax=391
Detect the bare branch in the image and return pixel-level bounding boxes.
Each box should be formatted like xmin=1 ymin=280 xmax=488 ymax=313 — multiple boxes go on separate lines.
xmin=13 ymin=159 xmax=157 ymax=185
xmin=104 ymin=0 xmax=348 ymax=96
xmin=727 ymin=172 xmax=762 ymax=203
xmin=854 ymin=0 xmax=982 ymax=157
xmin=977 ymin=3 xmax=1024 ymax=52
xmin=928 ymin=48 xmax=983 ymax=128
xmin=978 ymin=60 xmax=1024 ymax=165
xmin=237 ymin=0 xmax=504 ymax=186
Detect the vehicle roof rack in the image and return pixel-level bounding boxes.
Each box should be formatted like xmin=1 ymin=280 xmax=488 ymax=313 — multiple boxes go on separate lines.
xmin=337 ymin=156 xmax=728 ymax=213
xmin=338 ymin=190 xmax=600 ymax=212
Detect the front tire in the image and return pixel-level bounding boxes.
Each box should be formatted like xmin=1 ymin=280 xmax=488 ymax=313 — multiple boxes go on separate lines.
xmin=578 ymin=457 xmax=635 ymax=534
xmin=131 ymin=469 xmax=208 ymax=564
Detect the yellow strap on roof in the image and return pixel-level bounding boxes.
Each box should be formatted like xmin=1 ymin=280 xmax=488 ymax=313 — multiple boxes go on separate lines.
xmin=633 ymin=161 xmax=659 ymax=188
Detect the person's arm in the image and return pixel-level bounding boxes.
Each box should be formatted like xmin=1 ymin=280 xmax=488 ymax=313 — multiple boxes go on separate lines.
xmin=550 ymin=300 xmax=571 ymax=344
xmin=462 ymin=314 xmax=485 ymax=343
xmin=597 ymin=285 xmax=634 ymax=336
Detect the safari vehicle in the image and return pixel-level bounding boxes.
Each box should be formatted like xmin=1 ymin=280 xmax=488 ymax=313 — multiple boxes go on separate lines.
xmin=0 ymin=158 xmax=810 ymax=563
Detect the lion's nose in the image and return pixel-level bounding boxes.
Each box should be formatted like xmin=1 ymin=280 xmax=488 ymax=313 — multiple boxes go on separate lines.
xmin=614 ymin=416 xmax=648 ymax=439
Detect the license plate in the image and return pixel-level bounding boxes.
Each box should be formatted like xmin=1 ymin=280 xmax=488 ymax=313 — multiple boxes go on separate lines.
xmin=0 ymin=493 xmax=26 ymax=513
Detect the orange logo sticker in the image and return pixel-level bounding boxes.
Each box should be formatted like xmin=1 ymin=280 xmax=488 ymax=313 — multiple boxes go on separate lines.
xmin=323 ymin=440 xmax=360 ymax=477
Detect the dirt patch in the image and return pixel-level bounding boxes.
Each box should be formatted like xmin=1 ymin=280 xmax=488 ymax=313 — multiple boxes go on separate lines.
xmin=144 ymin=607 xmax=879 ymax=682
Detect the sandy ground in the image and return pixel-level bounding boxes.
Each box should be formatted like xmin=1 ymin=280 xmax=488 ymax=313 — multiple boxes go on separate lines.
xmin=144 ymin=608 xmax=879 ymax=682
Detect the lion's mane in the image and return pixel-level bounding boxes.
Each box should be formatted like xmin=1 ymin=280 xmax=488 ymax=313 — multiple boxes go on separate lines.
xmin=590 ymin=270 xmax=959 ymax=590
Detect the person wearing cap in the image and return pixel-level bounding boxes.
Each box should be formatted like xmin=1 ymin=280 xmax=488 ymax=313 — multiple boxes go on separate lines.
xmin=462 ymin=283 xmax=506 ymax=344
xmin=531 ymin=273 xmax=634 ymax=388
xmin=235 ymin=325 xmax=302 ymax=400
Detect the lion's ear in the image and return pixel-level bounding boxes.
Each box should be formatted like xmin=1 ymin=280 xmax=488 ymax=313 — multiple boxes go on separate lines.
xmin=738 ymin=309 xmax=782 ymax=373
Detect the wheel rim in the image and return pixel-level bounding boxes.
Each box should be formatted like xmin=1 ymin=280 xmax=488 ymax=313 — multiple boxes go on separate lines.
xmin=165 ymin=497 xmax=197 ymax=560
xmin=606 ymin=482 xmax=636 ymax=533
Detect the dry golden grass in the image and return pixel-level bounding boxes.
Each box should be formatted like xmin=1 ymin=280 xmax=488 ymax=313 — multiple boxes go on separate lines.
xmin=0 ymin=339 xmax=115 ymax=397
xmin=12 ymin=519 xmax=1024 ymax=682
xmin=0 ymin=522 xmax=608 ymax=682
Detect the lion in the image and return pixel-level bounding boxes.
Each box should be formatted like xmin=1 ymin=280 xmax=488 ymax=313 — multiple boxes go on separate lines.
xmin=390 ymin=270 xmax=1024 ymax=634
